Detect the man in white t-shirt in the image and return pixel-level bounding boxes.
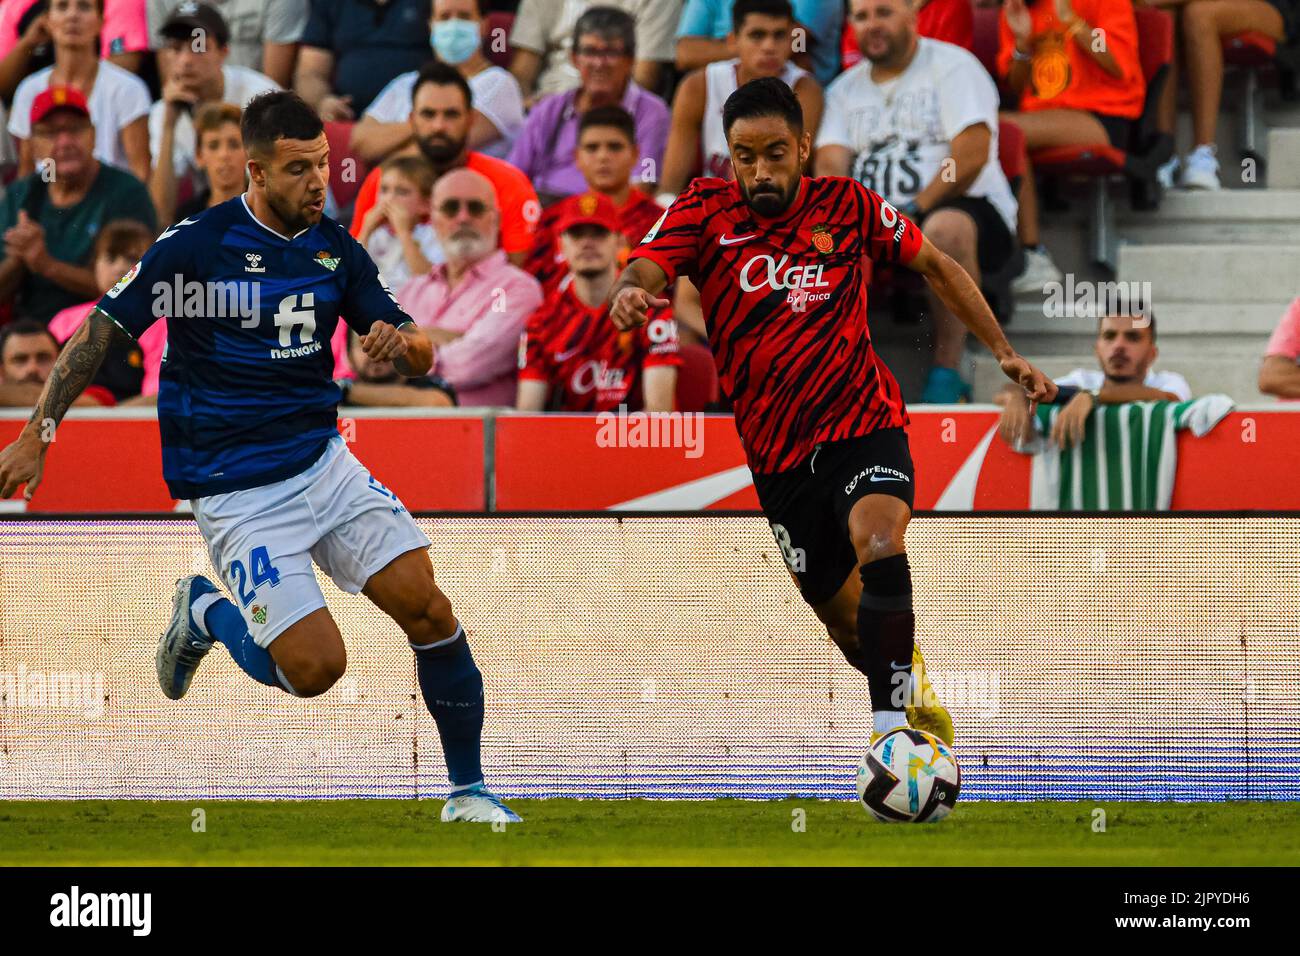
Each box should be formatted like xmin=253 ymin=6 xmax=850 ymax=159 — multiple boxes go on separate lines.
xmin=148 ymin=0 xmax=308 ymax=87
xmin=815 ymin=0 xmax=1018 ymax=404
xmin=996 ymin=312 xmax=1193 ymax=449
xmin=350 ymin=0 xmax=525 ymax=164
xmin=148 ymin=2 xmax=280 ymax=224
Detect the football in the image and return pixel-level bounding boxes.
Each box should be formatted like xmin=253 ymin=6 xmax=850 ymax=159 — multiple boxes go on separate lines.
xmin=856 ymin=728 xmax=961 ymax=823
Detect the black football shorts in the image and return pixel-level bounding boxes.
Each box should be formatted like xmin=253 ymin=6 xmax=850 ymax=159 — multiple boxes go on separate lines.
xmin=751 ymin=427 xmax=915 ymax=606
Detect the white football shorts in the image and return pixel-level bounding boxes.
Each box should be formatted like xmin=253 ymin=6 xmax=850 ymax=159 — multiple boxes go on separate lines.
xmin=192 ymin=435 xmax=431 ymax=647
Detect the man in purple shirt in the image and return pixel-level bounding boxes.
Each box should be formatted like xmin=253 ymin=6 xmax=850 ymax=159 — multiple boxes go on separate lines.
xmin=398 ymin=167 xmax=543 ymax=406
xmin=506 ymin=6 xmax=670 ymax=205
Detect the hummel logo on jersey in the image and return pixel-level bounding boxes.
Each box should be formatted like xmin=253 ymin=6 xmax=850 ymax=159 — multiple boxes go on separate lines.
xmin=244 ymin=253 xmax=265 ymax=273
xmin=158 ymin=217 xmax=200 ymax=241
xmin=719 ymin=234 xmax=757 ymax=246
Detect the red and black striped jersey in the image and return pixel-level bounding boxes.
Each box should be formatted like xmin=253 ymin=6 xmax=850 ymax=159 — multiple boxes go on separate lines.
xmin=631 ymin=176 xmax=923 ymax=475
xmin=519 ymin=279 xmax=680 ymax=412
xmin=524 ymin=191 xmax=666 ymax=295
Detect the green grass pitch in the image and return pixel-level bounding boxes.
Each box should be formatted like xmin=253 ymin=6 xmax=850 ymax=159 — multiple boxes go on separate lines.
xmin=1 ymin=801 xmax=1297 ymax=866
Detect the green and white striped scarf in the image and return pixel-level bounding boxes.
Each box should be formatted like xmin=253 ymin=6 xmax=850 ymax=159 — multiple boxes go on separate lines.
xmin=1029 ymin=396 xmax=1234 ymax=511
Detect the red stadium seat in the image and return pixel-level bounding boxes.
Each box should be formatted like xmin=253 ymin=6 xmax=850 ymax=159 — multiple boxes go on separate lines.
xmin=971 ymin=5 xmax=1002 ymax=88
xmin=324 ymin=120 xmax=370 ymax=215
xmin=1028 ymin=7 xmax=1175 ymax=272
xmin=998 ymin=117 xmax=1026 ymax=183
xmin=485 ymin=12 xmax=515 ymax=69
xmin=675 ymin=343 xmax=719 ymax=412
xmin=1224 ymin=32 xmax=1279 ymax=162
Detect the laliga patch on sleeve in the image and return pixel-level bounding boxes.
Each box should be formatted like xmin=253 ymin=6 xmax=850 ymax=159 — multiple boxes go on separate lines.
xmin=641 ymin=208 xmax=669 ymax=245
xmin=106 ymin=260 xmax=141 ymax=298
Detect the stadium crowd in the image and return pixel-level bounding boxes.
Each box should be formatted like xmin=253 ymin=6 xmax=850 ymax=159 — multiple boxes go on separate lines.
xmin=0 ymin=0 xmax=1297 ymax=413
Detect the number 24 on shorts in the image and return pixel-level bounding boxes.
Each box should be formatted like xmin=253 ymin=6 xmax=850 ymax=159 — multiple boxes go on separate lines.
xmin=228 ymin=546 xmax=282 ymax=607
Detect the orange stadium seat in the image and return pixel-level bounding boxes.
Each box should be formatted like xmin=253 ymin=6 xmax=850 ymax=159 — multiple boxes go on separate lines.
xmin=1027 ymin=7 xmax=1175 ymax=273
xmin=324 ymin=120 xmax=370 ymax=215
xmin=675 ymin=342 xmax=720 ymax=412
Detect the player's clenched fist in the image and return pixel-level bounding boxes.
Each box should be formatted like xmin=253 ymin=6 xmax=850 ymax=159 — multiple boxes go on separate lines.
xmin=1000 ymin=354 xmax=1058 ymax=405
xmin=610 ymin=286 xmax=671 ymax=330
xmin=361 ymin=320 xmax=409 ymax=362
xmin=0 ymin=432 xmax=46 ymax=501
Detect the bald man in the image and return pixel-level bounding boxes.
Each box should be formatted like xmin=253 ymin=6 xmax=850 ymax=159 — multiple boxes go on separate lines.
xmin=396 ymin=168 xmax=544 ymax=406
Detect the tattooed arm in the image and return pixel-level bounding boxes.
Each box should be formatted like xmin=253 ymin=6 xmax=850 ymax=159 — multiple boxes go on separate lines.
xmin=0 ymin=307 xmax=120 ymax=499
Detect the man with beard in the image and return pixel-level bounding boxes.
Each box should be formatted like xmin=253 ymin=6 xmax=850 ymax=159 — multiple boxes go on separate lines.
xmin=0 ymin=319 xmax=110 ymax=406
xmin=611 ymin=77 xmax=1058 ymax=750
xmin=996 ymin=312 xmax=1191 ymax=450
xmin=397 ymin=167 xmax=543 ymax=407
xmin=0 ymin=90 xmax=521 ymax=824
xmin=518 ymin=192 xmax=679 ymax=413
xmin=815 ymin=0 xmax=1017 ymax=404
xmin=349 ymin=61 xmax=540 ymax=267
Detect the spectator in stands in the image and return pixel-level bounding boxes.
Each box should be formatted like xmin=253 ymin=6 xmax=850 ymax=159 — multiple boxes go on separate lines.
xmin=816 ymin=0 xmax=1018 ymax=403
xmin=397 ymin=167 xmax=543 ymax=406
xmin=507 ymin=6 xmax=670 ymax=205
xmin=0 ymin=319 xmax=110 ymax=405
xmin=295 ymin=0 xmax=432 ymax=121
xmin=47 ymin=218 xmax=163 ymax=404
xmin=525 ymin=105 xmax=665 ymax=293
xmin=351 ymin=0 xmax=525 ymax=163
xmin=661 ymin=0 xmax=822 ymax=200
xmin=998 ymin=0 xmax=1145 ymax=294
xmin=355 ymin=154 xmax=439 ymax=288
xmin=148 ymin=0 xmax=309 ymax=87
xmin=518 ymin=192 xmax=679 ymax=412
xmin=0 ymin=86 xmax=156 ymax=323
xmin=676 ymin=0 xmax=844 ymax=86
xmin=7 ymin=0 xmax=152 ymax=182
xmin=510 ymin=0 xmax=681 ymax=100
xmin=1259 ymin=296 xmax=1300 ymax=399
xmin=996 ymin=312 xmax=1191 ymax=448
xmin=0 ymin=0 xmax=149 ymax=88
xmin=348 ymin=61 xmax=541 ymax=267
xmin=149 ymin=2 xmax=278 ymax=224
xmin=338 ymin=329 xmax=457 ymax=406
xmin=842 ymin=0 xmax=973 ymax=69
xmin=1150 ymin=0 xmax=1295 ymax=190
xmin=172 ymin=101 xmax=247 ymax=220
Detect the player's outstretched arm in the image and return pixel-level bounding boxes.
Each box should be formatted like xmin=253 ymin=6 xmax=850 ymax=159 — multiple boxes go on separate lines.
xmin=0 ymin=307 xmax=118 ymax=500
xmin=907 ymin=236 xmax=1058 ymax=404
xmin=609 ymin=258 xmax=671 ymax=330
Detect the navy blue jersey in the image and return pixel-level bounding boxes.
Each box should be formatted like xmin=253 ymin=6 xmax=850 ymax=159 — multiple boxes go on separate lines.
xmin=96 ymin=195 xmax=411 ymax=499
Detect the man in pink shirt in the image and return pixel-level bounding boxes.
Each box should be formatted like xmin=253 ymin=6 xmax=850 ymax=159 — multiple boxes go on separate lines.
xmin=1260 ymin=297 xmax=1300 ymax=400
xmin=397 ymin=167 xmax=542 ymax=407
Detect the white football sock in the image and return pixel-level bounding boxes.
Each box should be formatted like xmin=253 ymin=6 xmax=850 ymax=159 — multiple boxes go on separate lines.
xmin=873 ymin=711 xmax=908 ymax=734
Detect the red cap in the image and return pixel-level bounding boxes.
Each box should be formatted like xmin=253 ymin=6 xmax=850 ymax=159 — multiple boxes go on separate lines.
xmin=555 ymin=192 xmax=620 ymax=235
xmin=30 ymin=85 xmax=91 ymax=127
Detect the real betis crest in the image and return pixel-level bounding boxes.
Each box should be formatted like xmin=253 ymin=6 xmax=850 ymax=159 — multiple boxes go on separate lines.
xmin=315 ymin=250 xmax=341 ymax=271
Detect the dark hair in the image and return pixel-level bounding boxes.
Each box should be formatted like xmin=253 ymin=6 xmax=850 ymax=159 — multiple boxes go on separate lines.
xmin=578 ymin=104 xmax=637 ymax=144
xmin=1100 ymin=310 xmax=1157 ymax=341
xmin=723 ymin=76 xmax=803 ymax=140
xmin=732 ymin=0 xmax=794 ymax=32
xmin=0 ymin=319 xmax=58 ymax=359
xmin=412 ymin=58 xmax=474 ymax=110
xmin=240 ymin=91 xmax=323 ymax=158
xmin=573 ymin=6 xmax=636 ymax=59
xmin=93 ymin=219 xmax=153 ymax=263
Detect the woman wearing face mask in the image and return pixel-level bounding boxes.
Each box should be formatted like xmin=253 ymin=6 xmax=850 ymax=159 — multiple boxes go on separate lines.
xmin=351 ymin=0 xmax=526 ymax=163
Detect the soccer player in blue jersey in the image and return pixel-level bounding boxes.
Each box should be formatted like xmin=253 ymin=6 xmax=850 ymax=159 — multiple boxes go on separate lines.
xmin=0 ymin=91 xmax=518 ymax=824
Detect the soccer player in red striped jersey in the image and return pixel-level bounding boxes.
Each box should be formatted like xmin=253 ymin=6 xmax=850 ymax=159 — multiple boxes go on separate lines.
xmin=610 ymin=77 xmax=1057 ymax=746
xmin=518 ymin=194 xmax=680 ymax=412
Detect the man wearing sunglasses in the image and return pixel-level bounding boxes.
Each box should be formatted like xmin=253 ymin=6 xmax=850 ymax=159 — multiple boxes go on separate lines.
xmin=396 ymin=167 xmax=544 ymax=407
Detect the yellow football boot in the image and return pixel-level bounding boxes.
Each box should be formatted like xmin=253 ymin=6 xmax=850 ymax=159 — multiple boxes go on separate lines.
xmin=906 ymin=644 xmax=954 ymax=746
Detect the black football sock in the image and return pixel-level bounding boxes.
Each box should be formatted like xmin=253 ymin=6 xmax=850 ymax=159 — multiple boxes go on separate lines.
xmin=852 ymin=553 xmax=915 ymax=723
